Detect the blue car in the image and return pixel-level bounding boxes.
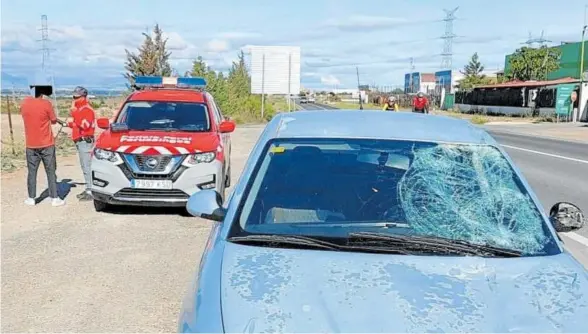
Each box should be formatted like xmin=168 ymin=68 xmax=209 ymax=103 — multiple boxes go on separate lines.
xmin=178 ymin=110 xmax=587 ymax=333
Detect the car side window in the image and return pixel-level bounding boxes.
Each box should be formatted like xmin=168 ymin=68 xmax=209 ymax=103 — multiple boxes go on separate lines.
xmin=208 ymin=94 xmax=223 ymax=123
xmin=214 ymin=101 xmax=225 ymax=122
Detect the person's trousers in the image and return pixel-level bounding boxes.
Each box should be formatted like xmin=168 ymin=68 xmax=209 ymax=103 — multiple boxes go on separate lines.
xmin=26 ymin=145 xmax=58 ymax=199
xmin=76 ymin=140 xmax=94 ymax=191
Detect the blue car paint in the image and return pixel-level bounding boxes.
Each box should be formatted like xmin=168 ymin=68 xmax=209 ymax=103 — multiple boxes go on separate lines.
xmin=178 ymin=111 xmax=586 ymax=332
xmin=178 ymin=222 xmax=225 ymax=333
xmin=219 ymin=243 xmax=587 ymax=333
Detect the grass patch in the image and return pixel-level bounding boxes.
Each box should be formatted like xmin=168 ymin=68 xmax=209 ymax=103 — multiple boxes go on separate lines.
xmin=435 ymin=109 xmax=543 ymax=124
xmin=331 ymin=101 xmax=379 ymax=109
xmin=470 ymin=115 xmax=489 ymax=124
xmin=1 ymin=131 xmax=77 ymax=173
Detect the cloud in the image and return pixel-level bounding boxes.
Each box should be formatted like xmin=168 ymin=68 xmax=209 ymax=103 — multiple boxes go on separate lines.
xmin=215 ymin=31 xmax=263 ymax=40
xmin=0 ymin=21 xmax=221 ymax=87
xmin=324 ymin=16 xmax=409 ymax=31
xmin=320 ymin=74 xmax=341 ymax=86
xmin=205 ymin=39 xmax=231 ymax=53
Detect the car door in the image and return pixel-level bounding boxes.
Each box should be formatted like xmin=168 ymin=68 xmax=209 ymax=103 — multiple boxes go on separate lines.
xmin=208 ymin=95 xmax=231 ymax=169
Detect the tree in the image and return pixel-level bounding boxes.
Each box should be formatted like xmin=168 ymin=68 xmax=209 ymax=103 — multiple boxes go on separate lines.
xmin=124 ymin=24 xmax=173 ymax=86
xmin=227 ymin=51 xmax=250 ymax=99
xmin=462 ymin=52 xmax=484 ymax=77
xmin=391 ymin=88 xmax=404 ymax=94
xmin=507 ymin=46 xmax=561 ymax=81
xmin=153 ymin=24 xmax=172 ymax=77
xmin=457 ymin=53 xmax=491 ymax=89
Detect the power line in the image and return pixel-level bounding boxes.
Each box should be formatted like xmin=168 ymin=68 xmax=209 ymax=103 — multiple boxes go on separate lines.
xmin=440 ymin=7 xmax=459 ymax=70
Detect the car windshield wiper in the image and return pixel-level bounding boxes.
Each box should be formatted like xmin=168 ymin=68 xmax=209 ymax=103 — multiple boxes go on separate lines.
xmin=287 ymin=222 xmax=411 ymax=228
xmin=228 ymin=234 xmax=413 ymax=255
xmin=347 ymin=232 xmax=522 ymax=257
xmin=228 ymin=234 xmax=342 ymax=251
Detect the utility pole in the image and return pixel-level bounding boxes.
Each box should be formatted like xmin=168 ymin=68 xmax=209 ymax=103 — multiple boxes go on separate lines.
xmin=356 ymin=67 xmax=363 ymax=110
xmin=38 ymin=15 xmax=58 ymax=104
xmin=579 ymin=5 xmax=587 ymax=122
xmin=287 ymin=52 xmax=292 ymax=112
xmin=440 ymin=7 xmax=458 ymax=70
xmin=261 ymin=53 xmax=266 ymax=119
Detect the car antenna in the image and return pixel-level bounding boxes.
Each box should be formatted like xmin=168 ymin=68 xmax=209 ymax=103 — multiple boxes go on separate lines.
xmin=356 ymin=66 xmax=363 ymax=110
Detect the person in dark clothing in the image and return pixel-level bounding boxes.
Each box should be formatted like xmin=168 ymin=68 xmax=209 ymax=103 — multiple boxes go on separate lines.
xmin=20 ymin=85 xmax=65 ymax=206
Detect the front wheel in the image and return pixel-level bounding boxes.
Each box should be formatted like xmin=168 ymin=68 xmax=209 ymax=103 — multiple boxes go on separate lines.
xmin=93 ymin=199 xmax=110 ymax=212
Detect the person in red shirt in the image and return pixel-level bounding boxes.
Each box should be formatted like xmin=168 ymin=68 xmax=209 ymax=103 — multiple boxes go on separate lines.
xmin=20 ymin=85 xmax=65 ymax=207
xmin=412 ymin=92 xmax=430 ymax=114
xmin=68 ymin=86 xmax=96 ymax=201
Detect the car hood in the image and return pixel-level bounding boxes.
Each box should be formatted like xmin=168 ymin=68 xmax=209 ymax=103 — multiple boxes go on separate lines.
xmin=220 ymin=242 xmax=588 ymax=333
xmin=96 ymin=130 xmax=219 ymax=155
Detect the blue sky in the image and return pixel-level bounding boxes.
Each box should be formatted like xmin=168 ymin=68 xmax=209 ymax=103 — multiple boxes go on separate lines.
xmin=1 ymin=0 xmax=586 ymax=90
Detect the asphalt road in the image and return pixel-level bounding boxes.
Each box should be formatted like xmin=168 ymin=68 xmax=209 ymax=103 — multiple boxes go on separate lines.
xmin=296 ymin=102 xmax=339 ymax=110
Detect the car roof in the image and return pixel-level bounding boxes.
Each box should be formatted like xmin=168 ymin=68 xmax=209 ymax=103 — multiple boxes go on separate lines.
xmin=128 ymin=89 xmax=206 ymax=103
xmin=268 ymin=110 xmax=497 ymax=145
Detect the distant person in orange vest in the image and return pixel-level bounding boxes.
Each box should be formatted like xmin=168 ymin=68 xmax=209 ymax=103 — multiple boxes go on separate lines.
xmin=67 ymin=86 xmax=96 ymax=201
xmin=20 ymin=85 xmax=66 ymax=207
xmin=413 ymin=92 xmax=429 ymax=114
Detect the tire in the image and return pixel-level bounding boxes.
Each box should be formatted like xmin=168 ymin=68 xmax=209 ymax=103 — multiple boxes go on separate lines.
xmin=93 ymin=199 xmax=109 ymax=212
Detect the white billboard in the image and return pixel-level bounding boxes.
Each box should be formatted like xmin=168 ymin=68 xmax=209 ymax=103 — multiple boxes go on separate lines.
xmin=248 ymin=45 xmax=301 ymax=95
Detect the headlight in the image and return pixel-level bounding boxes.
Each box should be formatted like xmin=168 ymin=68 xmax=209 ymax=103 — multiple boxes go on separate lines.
xmin=182 ymin=152 xmax=216 ymax=167
xmin=93 ymin=148 xmax=123 ymax=164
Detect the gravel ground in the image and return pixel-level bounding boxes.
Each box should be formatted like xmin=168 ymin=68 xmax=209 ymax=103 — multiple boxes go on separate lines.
xmin=0 ymin=125 xmax=264 ymax=333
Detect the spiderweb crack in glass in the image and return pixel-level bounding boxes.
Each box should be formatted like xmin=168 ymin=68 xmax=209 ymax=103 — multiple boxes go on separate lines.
xmin=397 ymin=144 xmax=547 ymax=254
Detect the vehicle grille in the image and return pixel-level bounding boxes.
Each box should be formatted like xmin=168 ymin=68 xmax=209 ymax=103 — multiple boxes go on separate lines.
xmin=118 ymin=164 xmax=188 ymax=181
xmin=134 ymin=155 xmax=172 ymax=172
xmin=114 ymin=188 xmax=189 ymax=199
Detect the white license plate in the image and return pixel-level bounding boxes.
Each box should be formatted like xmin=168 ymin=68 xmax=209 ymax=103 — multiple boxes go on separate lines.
xmin=131 ymin=179 xmax=173 ymax=189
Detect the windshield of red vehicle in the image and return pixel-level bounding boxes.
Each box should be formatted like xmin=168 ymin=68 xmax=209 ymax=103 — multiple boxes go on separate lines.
xmin=116 ymin=101 xmax=210 ymax=132
xmin=236 ymin=138 xmax=559 ymax=256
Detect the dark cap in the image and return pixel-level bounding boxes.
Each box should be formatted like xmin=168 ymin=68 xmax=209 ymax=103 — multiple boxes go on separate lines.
xmin=73 ymin=86 xmax=88 ymax=98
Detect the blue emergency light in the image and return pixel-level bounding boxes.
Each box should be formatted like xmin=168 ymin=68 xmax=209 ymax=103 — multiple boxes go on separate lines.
xmin=134 ymin=76 xmax=207 ymax=89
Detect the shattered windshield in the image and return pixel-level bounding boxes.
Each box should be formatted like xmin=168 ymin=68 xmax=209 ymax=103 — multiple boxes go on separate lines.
xmin=235 ymin=138 xmax=559 ymax=256
xmin=116 ymin=101 xmax=210 ymax=132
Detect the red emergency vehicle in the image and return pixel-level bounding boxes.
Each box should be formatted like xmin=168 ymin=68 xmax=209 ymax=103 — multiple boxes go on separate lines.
xmin=90 ymin=76 xmax=236 ymax=212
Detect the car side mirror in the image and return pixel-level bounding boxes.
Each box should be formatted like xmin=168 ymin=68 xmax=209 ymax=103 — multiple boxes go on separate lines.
xmin=96 ymin=117 xmax=110 ymax=129
xmin=219 ymin=120 xmax=236 ymax=133
xmin=186 ymin=189 xmax=227 ymax=222
xmin=110 ymin=122 xmax=129 ymax=132
xmin=549 ymin=202 xmax=586 ymax=232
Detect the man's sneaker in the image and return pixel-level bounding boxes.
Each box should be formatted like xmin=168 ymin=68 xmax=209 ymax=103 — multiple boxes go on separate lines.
xmin=24 ymin=198 xmax=36 ymax=206
xmin=78 ymin=192 xmax=93 ymax=201
xmin=51 ymin=198 xmax=65 ymax=207
xmin=76 ymin=191 xmax=86 ymax=199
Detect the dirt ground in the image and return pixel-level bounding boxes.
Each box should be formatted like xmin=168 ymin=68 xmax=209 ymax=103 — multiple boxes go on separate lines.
xmin=0 ymin=125 xmax=264 ymax=332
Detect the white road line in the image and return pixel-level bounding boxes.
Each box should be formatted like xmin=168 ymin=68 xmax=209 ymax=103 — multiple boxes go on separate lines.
xmin=561 ymin=232 xmax=588 ymax=247
xmin=310 ymin=103 xmax=328 ymax=110
xmin=500 ymin=144 xmax=588 ymax=164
